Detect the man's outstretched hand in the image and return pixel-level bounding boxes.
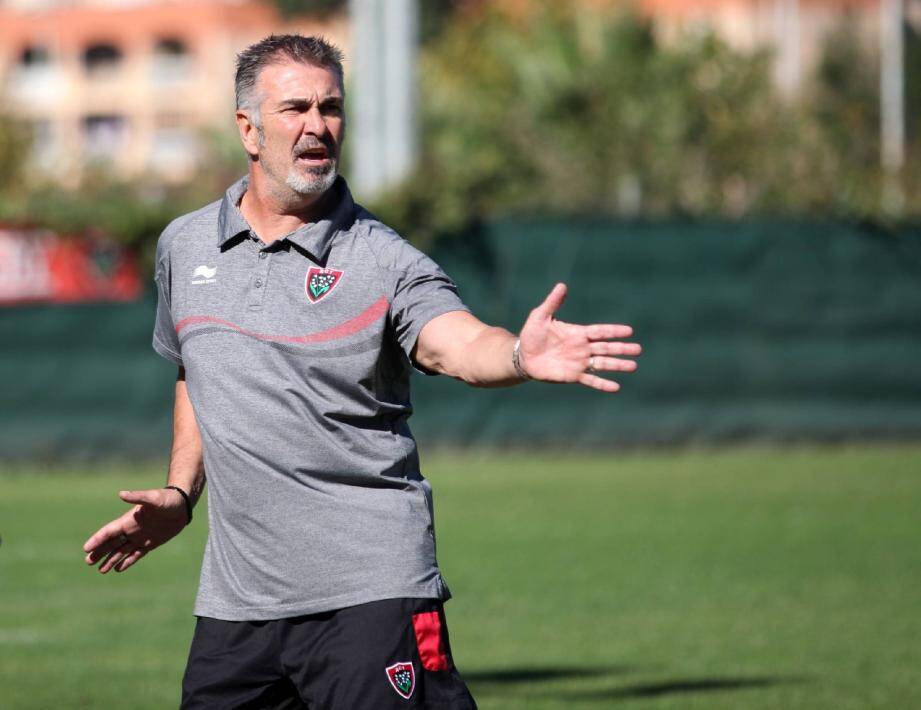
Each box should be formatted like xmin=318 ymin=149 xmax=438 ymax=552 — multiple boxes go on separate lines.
xmin=82 ymin=488 xmax=188 ymax=574
xmin=518 ymin=283 xmax=641 ymax=392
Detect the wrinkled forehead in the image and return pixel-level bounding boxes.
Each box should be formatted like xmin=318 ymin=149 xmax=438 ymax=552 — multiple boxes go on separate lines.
xmin=255 ymin=58 xmax=344 ymax=103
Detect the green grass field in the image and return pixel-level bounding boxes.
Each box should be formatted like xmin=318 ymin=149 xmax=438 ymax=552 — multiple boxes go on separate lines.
xmin=1 ymin=446 xmax=919 ymax=709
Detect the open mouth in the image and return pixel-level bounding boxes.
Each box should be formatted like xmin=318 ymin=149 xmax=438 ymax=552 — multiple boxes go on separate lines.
xmin=296 ymin=147 xmax=331 ymax=164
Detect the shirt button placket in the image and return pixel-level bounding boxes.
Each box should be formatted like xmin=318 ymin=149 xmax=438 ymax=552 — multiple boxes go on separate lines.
xmin=249 ymin=247 xmax=272 ymax=311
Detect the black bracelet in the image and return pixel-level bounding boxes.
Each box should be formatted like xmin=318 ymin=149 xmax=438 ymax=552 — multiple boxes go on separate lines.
xmin=164 ymin=485 xmax=193 ymax=525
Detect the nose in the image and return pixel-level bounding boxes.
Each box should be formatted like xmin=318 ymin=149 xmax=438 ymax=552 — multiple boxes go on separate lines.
xmin=302 ymin=105 xmax=328 ymax=137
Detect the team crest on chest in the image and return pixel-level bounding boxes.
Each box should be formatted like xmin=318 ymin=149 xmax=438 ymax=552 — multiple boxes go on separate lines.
xmin=305 ymin=267 xmax=343 ymax=303
xmin=385 ymin=662 xmax=415 ymax=700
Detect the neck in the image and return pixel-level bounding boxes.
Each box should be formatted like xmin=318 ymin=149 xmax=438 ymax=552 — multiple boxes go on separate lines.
xmin=240 ymin=168 xmax=335 ymax=244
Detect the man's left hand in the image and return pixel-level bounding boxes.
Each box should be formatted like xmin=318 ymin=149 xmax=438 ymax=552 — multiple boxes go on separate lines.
xmin=518 ymin=283 xmax=641 ymax=392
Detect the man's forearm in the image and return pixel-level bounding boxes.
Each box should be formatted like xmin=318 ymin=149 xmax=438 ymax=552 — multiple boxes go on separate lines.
xmin=168 ymin=370 xmax=206 ymax=505
xmin=414 ymin=312 xmax=528 ymax=387
xmin=450 ymin=326 xmax=523 ymax=388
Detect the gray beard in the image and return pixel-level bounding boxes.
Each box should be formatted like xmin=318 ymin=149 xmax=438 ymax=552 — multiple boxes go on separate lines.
xmin=286 ymin=160 xmax=338 ymax=195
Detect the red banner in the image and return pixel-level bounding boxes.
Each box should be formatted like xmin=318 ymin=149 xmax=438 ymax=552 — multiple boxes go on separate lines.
xmin=0 ymin=226 xmax=142 ymax=305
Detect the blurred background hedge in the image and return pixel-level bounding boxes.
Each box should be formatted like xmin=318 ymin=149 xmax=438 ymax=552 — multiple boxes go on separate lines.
xmin=4 ymin=4 xmax=921 ymax=267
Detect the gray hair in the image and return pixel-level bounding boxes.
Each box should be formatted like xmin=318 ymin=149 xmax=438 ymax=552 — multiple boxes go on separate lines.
xmin=235 ymin=34 xmax=345 ymax=128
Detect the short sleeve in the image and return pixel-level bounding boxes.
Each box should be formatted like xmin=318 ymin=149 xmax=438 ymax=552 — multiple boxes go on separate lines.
xmin=152 ymin=237 xmax=183 ymax=367
xmin=389 ymin=247 xmax=470 ymax=374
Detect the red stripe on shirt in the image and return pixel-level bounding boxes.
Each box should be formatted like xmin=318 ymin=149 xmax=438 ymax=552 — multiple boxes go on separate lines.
xmin=175 ymin=295 xmax=389 ymax=344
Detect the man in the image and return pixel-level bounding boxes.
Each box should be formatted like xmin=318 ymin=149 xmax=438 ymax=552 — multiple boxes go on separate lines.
xmin=83 ymin=35 xmax=640 ymax=709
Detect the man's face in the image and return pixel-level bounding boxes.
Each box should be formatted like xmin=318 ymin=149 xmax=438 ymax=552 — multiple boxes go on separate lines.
xmin=246 ymin=60 xmax=345 ymax=198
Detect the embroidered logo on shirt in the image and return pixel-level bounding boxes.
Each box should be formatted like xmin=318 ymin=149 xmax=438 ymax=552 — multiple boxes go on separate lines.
xmin=305 ymin=267 xmax=343 ymax=303
xmin=191 ymin=265 xmax=217 ymax=285
xmin=385 ymin=662 xmax=415 ymax=700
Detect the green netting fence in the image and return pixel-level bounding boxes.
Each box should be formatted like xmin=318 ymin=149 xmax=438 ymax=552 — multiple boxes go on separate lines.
xmin=2 ymin=219 xmax=920 ymax=459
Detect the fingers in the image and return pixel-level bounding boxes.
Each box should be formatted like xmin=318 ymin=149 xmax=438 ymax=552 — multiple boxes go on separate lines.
xmin=83 ymin=515 xmax=133 ymax=555
xmin=589 ymin=341 xmax=642 ymax=357
xmin=115 ymin=548 xmax=147 ymax=573
xmin=84 ymin=490 xmax=161 ymax=555
xmin=84 ymin=528 xmax=130 ymax=566
xmin=85 ymin=539 xmax=120 ymax=565
xmin=90 ymin=529 xmax=133 ymax=572
xmin=578 ymin=373 xmax=621 ymax=392
xmin=586 ymin=323 xmax=633 ymax=340
xmin=89 ymin=531 xmax=147 ymax=573
xmin=589 ymin=356 xmax=637 ymax=373
xmin=533 ymin=283 xmax=568 ymax=319
xmin=98 ymin=547 xmax=127 ymax=574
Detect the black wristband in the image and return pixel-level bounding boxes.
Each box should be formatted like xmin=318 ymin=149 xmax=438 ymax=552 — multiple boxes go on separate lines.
xmin=164 ymin=485 xmax=193 ymax=525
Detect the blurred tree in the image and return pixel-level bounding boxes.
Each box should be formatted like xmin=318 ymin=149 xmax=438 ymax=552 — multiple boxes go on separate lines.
xmin=271 ymin=0 xmax=345 ymax=19
xmin=2 ymin=178 xmax=190 ymax=271
xmin=269 ymin=0 xmax=470 ymax=37
xmin=0 ymin=115 xmax=32 ymax=195
xmin=805 ymin=18 xmax=884 ymax=216
xmin=371 ymin=3 xmax=832 ymax=244
xmin=0 ymin=123 xmax=250 ymax=274
xmin=371 ymin=2 xmax=921 ymax=244
xmin=3 ymin=2 xmax=919 ymax=260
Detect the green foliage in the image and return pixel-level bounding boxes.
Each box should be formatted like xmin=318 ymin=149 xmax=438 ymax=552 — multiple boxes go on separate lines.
xmin=3 ymin=4 xmax=921 ymax=255
xmin=270 ymin=0 xmax=345 ymax=19
xmin=0 ymin=126 xmax=248 ymax=273
xmin=269 ymin=0 xmax=461 ymax=38
xmin=0 ymin=115 xmax=32 ymax=193
xmin=803 ymin=20 xmax=885 ymax=216
xmin=370 ymin=4 xmax=914 ymax=243
xmin=1 ymin=178 xmax=197 ymax=273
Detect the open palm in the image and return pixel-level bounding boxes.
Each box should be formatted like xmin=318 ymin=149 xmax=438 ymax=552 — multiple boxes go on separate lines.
xmin=518 ymin=283 xmax=641 ymax=392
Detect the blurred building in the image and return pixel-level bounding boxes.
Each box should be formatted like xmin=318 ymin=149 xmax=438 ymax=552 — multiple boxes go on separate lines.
xmin=0 ymin=0 xmax=347 ymax=185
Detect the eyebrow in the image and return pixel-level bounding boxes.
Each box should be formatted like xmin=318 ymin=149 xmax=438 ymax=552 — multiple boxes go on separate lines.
xmin=277 ymin=96 xmax=343 ymax=109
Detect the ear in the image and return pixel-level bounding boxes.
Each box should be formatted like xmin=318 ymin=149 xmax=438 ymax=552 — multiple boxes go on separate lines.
xmin=236 ymin=110 xmax=260 ymax=159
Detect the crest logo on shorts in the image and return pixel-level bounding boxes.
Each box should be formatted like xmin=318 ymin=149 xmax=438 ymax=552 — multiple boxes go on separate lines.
xmin=385 ymin=662 xmax=415 ymax=700
xmin=305 ymin=267 xmax=343 ymax=303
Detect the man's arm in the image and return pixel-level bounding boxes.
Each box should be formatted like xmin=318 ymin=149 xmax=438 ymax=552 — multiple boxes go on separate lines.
xmin=166 ymin=369 xmax=206 ymax=503
xmin=413 ymin=283 xmax=641 ymax=391
xmin=82 ymin=368 xmax=205 ymax=574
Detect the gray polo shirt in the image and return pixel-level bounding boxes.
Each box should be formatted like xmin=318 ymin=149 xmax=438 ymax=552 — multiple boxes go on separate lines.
xmin=152 ymin=176 xmax=469 ymax=621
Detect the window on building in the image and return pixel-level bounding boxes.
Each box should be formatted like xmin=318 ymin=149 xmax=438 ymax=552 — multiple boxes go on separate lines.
xmin=152 ymin=38 xmax=192 ymax=83
xmin=83 ymin=43 xmax=122 ymax=77
xmin=10 ymin=44 xmax=57 ymax=98
xmin=150 ymin=128 xmax=199 ymax=175
xmin=19 ymin=45 xmax=51 ymax=68
xmin=150 ymin=114 xmax=199 ymax=176
xmin=83 ymin=115 xmax=127 ymax=162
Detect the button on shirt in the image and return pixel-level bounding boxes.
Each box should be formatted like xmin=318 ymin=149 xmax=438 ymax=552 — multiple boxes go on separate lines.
xmin=152 ymin=176 xmax=470 ymax=620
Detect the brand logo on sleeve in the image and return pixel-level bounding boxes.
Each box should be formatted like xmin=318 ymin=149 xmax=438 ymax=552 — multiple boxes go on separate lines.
xmin=385 ymin=662 xmax=415 ymax=700
xmin=191 ymin=265 xmax=217 ymax=285
xmin=305 ymin=267 xmax=343 ymax=303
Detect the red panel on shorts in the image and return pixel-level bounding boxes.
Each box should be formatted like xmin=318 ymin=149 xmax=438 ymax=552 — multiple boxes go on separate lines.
xmin=411 ymin=611 xmax=451 ymax=672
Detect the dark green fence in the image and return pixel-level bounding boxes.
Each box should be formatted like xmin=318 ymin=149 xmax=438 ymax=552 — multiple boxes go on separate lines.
xmin=2 ymin=220 xmax=920 ymax=459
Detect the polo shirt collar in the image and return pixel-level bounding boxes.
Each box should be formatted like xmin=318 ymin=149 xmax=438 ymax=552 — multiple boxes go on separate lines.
xmin=217 ymin=175 xmax=356 ymax=261
xmin=217 ymin=177 xmax=251 ymax=246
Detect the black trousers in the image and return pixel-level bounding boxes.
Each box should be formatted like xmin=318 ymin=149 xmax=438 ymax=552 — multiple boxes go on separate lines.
xmin=180 ymin=598 xmax=477 ymax=709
